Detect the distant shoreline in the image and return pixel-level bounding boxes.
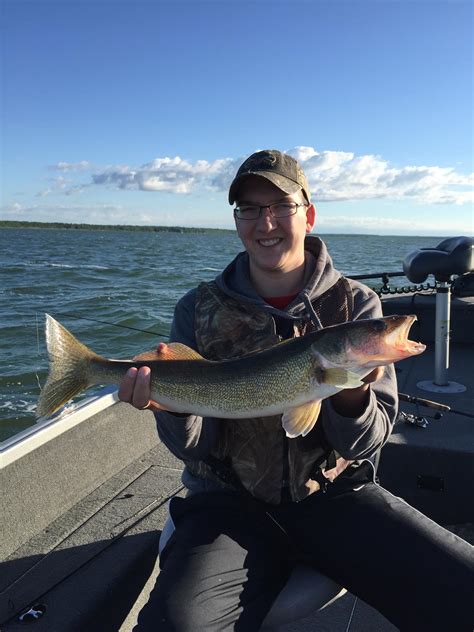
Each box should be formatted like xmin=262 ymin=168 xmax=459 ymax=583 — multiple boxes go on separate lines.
xmin=0 ymin=220 xmax=234 ymax=234
xmin=0 ymin=221 xmax=458 ymax=239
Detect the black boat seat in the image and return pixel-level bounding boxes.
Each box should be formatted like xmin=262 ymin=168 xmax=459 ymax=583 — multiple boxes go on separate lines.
xmin=403 ymin=236 xmax=474 ymax=283
xmin=158 ymin=510 xmax=345 ymax=629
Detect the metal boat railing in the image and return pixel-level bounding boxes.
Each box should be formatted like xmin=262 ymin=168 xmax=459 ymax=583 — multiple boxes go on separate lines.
xmin=349 ymin=271 xmax=436 ymax=295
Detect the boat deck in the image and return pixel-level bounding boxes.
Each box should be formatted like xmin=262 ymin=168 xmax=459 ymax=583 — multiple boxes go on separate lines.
xmin=1 ymin=293 xmax=473 ymax=631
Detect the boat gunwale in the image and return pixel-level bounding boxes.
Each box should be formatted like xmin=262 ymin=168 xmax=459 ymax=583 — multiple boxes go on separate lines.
xmin=0 ymin=386 xmax=119 ymax=467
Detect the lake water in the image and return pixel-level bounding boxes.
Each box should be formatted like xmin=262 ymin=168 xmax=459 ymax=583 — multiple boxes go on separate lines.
xmin=0 ymin=228 xmax=442 ymax=441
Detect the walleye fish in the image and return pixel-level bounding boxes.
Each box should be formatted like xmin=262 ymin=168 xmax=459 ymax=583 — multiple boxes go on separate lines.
xmin=37 ymin=313 xmax=425 ymax=438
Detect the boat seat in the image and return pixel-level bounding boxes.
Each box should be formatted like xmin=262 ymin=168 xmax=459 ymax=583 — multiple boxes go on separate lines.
xmin=403 ymin=235 xmax=474 ymax=283
xmin=158 ymin=509 xmax=345 ymax=630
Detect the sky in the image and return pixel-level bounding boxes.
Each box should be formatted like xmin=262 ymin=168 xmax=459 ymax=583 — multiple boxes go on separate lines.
xmin=1 ymin=0 xmax=473 ymax=235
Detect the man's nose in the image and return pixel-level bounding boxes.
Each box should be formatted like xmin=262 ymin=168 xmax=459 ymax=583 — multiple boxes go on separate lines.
xmin=257 ymin=207 xmax=278 ymax=230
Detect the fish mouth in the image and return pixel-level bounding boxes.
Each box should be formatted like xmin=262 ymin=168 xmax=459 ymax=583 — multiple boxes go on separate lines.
xmin=385 ymin=315 xmax=426 ymax=357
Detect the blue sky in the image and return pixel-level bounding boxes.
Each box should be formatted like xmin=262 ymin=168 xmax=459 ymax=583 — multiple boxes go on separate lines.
xmin=2 ymin=0 xmax=473 ymax=235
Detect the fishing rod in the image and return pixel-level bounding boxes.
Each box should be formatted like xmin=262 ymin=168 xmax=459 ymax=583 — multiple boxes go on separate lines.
xmin=399 ymin=392 xmax=474 ymax=420
xmin=44 ymin=312 xmax=170 ymax=339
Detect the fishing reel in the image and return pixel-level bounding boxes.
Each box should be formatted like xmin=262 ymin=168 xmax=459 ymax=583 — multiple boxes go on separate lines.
xmin=397 ymin=393 xmax=446 ymax=429
xmin=396 ymin=410 xmax=442 ymax=429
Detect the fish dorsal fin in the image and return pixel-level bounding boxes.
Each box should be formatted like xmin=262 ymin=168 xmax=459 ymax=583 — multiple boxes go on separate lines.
xmin=282 ymin=400 xmax=322 ymax=438
xmin=134 ymin=343 xmax=204 ymax=362
xmin=164 ymin=343 xmax=205 ymax=360
xmin=322 ymin=368 xmax=363 ymax=389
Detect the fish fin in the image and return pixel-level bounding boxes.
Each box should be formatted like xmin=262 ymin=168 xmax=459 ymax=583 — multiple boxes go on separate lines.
xmin=311 ymin=350 xmax=337 ymax=370
xmin=162 ymin=343 xmax=205 ymax=361
xmin=36 ymin=314 xmax=101 ymax=418
xmin=133 ymin=350 xmax=164 ymax=361
xmin=322 ymin=369 xmax=364 ymax=389
xmin=282 ymin=400 xmax=322 ymax=438
xmin=147 ymin=400 xmax=168 ymax=411
xmin=134 ymin=343 xmax=204 ymax=362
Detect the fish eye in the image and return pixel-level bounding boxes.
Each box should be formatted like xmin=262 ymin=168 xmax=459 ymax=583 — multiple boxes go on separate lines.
xmin=371 ymin=320 xmax=387 ymax=332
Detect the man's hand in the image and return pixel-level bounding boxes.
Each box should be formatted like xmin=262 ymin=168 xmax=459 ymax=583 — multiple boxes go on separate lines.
xmin=118 ymin=343 xmax=168 ymax=413
xmin=361 ymin=366 xmax=385 ymax=385
xmin=330 ymin=366 xmax=385 ymax=417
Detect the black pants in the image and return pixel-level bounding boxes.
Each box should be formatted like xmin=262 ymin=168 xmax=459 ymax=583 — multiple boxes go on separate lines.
xmin=134 ymin=482 xmax=474 ymax=632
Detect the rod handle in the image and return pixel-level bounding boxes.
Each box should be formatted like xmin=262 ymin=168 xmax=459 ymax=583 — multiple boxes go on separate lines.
xmin=398 ymin=392 xmax=451 ymax=412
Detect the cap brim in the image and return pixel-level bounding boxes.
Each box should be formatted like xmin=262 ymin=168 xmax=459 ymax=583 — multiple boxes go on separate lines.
xmin=228 ymin=172 xmax=302 ymax=204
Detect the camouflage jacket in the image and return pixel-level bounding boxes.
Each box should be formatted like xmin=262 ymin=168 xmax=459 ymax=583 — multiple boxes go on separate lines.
xmin=186 ymin=277 xmax=353 ymax=504
xmin=154 ymin=236 xmax=398 ymax=504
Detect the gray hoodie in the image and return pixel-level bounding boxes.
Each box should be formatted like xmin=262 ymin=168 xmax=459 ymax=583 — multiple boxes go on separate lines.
xmin=154 ymin=235 xmax=398 ymax=495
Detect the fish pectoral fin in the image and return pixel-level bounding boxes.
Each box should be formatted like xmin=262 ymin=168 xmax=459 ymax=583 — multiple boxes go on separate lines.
xmin=282 ymin=400 xmax=322 ymax=438
xmin=147 ymin=399 xmax=168 ymax=411
xmin=322 ymin=369 xmax=364 ymax=389
xmin=134 ymin=343 xmax=205 ymax=362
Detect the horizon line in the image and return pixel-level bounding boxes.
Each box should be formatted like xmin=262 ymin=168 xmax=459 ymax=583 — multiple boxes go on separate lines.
xmin=1 ymin=220 xmax=469 ymax=239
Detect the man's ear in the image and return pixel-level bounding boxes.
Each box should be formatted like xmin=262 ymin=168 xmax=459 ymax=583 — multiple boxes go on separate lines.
xmin=306 ymin=203 xmax=316 ymax=232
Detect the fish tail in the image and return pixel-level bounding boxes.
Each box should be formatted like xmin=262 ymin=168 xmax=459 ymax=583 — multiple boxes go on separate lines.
xmin=36 ymin=314 xmax=102 ymax=418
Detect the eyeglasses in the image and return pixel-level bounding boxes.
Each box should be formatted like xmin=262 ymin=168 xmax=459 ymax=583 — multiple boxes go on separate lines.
xmin=234 ymin=202 xmax=308 ymax=220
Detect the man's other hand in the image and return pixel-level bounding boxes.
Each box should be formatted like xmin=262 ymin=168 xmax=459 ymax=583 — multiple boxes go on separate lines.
xmin=118 ymin=343 xmax=168 ymax=412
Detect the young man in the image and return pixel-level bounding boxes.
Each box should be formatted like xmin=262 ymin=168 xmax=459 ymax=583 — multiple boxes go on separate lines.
xmin=119 ymin=150 xmax=473 ymax=631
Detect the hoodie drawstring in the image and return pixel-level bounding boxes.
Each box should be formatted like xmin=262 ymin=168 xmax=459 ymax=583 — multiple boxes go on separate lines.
xmin=302 ymin=293 xmax=324 ymax=330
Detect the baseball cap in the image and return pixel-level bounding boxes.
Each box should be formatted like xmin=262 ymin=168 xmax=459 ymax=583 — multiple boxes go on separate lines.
xmin=228 ymin=149 xmax=311 ymax=204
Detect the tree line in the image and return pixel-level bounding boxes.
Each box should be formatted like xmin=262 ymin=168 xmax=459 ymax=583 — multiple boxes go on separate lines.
xmin=0 ymin=221 xmax=233 ymax=234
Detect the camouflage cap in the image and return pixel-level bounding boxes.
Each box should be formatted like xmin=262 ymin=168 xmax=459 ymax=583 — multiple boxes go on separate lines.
xmin=228 ymin=150 xmax=311 ymax=204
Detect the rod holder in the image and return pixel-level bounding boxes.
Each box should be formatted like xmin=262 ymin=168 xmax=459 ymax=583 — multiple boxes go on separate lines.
xmin=417 ymin=280 xmax=466 ymax=394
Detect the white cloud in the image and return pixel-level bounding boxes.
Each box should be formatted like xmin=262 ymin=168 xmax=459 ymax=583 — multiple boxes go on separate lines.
xmin=36 ymin=176 xmax=74 ymax=197
xmin=4 ymin=202 xmax=24 ymax=213
xmin=50 ymin=161 xmax=91 ymax=171
xmin=91 ymin=156 xmax=237 ymax=194
xmin=36 ymin=188 xmax=53 ymax=198
xmin=2 ymin=202 xmax=203 ymax=227
xmin=316 ymin=213 xmax=471 ymax=235
xmin=1 ymin=202 xmax=127 ymax=224
xmin=288 ymin=146 xmax=473 ymax=205
xmin=41 ymin=148 xmax=473 ymax=207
